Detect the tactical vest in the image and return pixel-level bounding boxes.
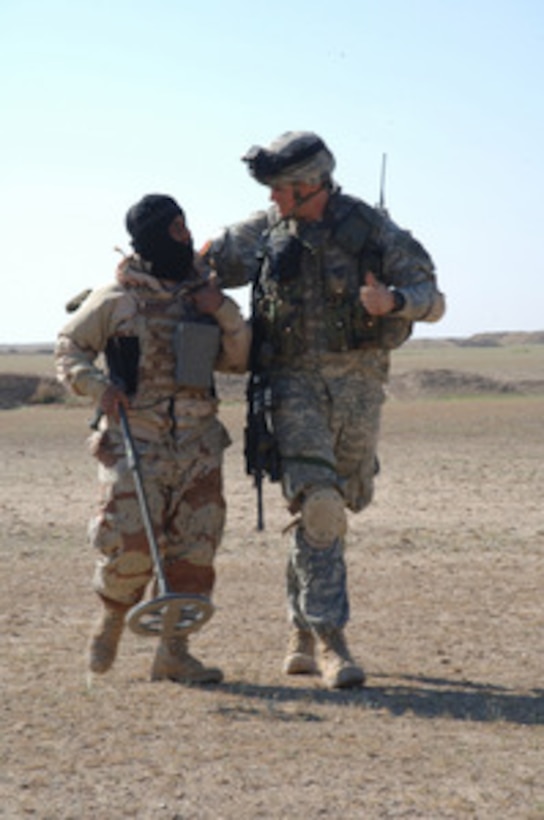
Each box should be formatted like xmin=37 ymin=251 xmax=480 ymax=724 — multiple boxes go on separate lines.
xmin=254 ymin=195 xmax=412 ymax=364
xmin=106 ymin=287 xmax=218 ymax=403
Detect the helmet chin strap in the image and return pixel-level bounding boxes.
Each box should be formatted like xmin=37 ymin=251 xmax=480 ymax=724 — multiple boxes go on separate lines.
xmin=266 ymin=180 xmax=334 ymax=235
xmin=286 ymin=181 xmax=330 ymax=221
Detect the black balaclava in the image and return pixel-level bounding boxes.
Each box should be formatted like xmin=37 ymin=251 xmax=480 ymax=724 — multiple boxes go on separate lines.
xmin=125 ymin=194 xmax=194 ymax=281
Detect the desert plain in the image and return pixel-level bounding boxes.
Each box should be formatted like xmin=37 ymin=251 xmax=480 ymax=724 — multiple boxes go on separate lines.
xmin=1 ymin=334 xmax=543 ymax=819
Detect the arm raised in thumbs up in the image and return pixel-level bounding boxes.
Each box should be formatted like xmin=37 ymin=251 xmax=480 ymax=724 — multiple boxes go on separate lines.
xmin=359 ymin=272 xmax=403 ymax=316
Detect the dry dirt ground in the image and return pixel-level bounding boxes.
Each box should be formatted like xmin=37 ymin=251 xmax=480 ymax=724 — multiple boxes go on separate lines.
xmin=1 ymin=344 xmax=544 ymax=819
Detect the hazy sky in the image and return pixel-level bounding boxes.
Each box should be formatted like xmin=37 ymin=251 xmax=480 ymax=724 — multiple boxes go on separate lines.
xmin=2 ymin=0 xmax=543 ymax=343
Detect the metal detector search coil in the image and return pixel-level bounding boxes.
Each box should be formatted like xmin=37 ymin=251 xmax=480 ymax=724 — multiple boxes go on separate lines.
xmin=127 ymin=593 xmax=214 ymax=639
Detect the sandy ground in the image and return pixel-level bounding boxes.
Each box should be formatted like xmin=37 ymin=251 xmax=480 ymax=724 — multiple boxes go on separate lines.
xmin=1 ymin=365 xmax=544 ymax=818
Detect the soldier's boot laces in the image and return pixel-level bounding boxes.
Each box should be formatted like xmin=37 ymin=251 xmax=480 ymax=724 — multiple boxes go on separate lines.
xmin=283 ymin=627 xmax=318 ymax=675
xmin=317 ymin=629 xmax=366 ymax=689
xmin=88 ymin=600 xmax=128 ymax=674
xmin=151 ymin=635 xmax=223 ymax=684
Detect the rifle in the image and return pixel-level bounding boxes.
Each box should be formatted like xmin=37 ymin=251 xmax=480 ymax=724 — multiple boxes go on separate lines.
xmin=244 ymin=369 xmax=281 ymax=531
xmin=244 ymin=279 xmax=281 ymax=531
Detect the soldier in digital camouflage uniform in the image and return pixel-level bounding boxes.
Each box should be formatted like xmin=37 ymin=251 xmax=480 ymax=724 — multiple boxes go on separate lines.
xmin=203 ymin=132 xmax=445 ymax=688
xmin=56 ymin=194 xmax=250 ymax=684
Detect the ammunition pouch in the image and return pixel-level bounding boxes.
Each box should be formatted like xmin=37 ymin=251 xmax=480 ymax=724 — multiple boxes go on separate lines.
xmin=268 ymin=235 xmax=304 ymax=283
xmin=174 ymin=320 xmax=220 ymax=388
xmin=254 ymin=231 xmax=306 ymax=362
xmin=324 ymin=297 xmax=412 ymax=352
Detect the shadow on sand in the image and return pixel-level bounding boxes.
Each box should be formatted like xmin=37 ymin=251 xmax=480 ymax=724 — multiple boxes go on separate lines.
xmin=212 ymin=673 xmax=544 ymax=726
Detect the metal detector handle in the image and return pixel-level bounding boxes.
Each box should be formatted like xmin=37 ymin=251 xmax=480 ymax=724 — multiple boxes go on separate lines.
xmin=117 ymin=404 xmax=168 ymax=597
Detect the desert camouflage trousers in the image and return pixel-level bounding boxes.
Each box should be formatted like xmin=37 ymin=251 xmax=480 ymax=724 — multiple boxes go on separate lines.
xmin=272 ymin=360 xmax=386 ymax=630
xmin=87 ymin=416 xmax=230 ymax=607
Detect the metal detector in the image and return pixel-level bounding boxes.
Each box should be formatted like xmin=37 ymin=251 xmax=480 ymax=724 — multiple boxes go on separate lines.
xmin=118 ymin=404 xmax=214 ymax=640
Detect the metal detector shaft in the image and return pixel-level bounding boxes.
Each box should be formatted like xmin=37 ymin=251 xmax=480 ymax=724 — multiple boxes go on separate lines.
xmin=117 ymin=404 xmax=214 ymax=638
xmin=118 ymin=404 xmax=168 ymax=596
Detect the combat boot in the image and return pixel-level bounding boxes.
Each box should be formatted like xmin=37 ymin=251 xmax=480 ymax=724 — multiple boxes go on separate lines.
xmin=88 ymin=598 xmax=129 ymax=674
xmin=316 ymin=629 xmax=365 ymax=689
xmin=151 ymin=635 xmax=223 ymax=684
xmin=283 ymin=627 xmax=318 ymax=675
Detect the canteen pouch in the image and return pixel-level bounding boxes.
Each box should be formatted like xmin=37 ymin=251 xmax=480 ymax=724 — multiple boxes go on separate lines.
xmin=174 ymin=321 xmax=220 ymax=388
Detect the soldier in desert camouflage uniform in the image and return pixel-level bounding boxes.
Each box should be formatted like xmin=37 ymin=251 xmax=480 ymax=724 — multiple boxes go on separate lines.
xmin=56 ymin=194 xmax=250 ymax=684
xmin=204 ymin=132 xmax=445 ymax=688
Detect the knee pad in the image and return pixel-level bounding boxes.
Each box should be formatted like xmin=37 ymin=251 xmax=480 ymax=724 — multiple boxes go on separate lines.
xmin=301 ymin=487 xmax=347 ymax=549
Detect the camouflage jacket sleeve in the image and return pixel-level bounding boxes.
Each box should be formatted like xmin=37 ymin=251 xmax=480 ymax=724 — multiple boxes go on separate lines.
xmin=55 ymin=284 xmax=126 ymax=402
xmin=212 ymin=295 xmax=251 ymax=373
xmin=377 ymin=215 xmax=445 ymax=323
xmin=205 ymin=210 xmax=271 ymax=288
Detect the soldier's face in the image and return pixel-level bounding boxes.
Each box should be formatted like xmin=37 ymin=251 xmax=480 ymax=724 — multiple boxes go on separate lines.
xmin=270 ymin=181 xmax=327 ymax=221
xmin=270 ymin=184 xmax=297 ymax=217
xmin=168 ymin=215 xmax=192 ymax=245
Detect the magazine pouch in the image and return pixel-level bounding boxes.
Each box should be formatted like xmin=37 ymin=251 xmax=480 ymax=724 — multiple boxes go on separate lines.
xmin=174 ymin=321 xmax=220 ymax=388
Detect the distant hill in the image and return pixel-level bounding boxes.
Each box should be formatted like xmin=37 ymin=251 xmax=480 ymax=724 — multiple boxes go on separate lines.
xmin=2 ymin=330 xmax=544 ymax=354
xmin=404 ymin=330 xmax=544 ymax=348
xmin=1 ymin=331 xmax=543 ymax=409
